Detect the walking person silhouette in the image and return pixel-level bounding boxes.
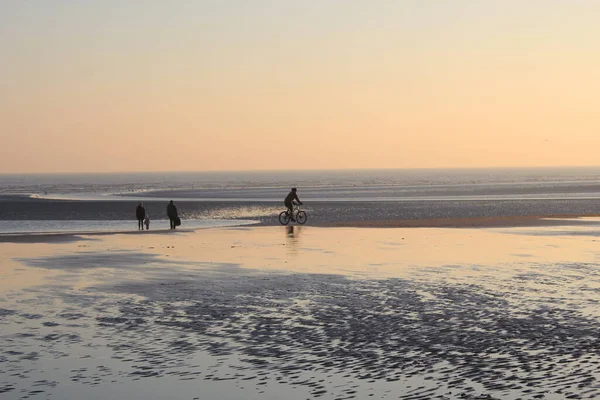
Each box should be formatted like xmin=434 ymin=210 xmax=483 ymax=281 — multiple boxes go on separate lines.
xmin=135 ymin=203 xmax=146 ymax=230
xmin=167 ymin=200 xmax=178 ymax=229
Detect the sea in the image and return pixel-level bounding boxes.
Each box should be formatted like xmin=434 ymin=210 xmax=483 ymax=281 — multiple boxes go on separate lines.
xmin=1 ymin=167 xmax=600 ymax=234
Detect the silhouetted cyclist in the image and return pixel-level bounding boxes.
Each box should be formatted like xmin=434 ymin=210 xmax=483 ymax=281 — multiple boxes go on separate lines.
xmin=284 ymin=188 xmax=302 ymax=222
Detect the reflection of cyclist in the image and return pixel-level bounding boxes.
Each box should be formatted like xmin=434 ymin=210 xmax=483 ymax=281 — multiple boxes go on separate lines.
xmin=284 ymin=188 xmax=303 ymax=222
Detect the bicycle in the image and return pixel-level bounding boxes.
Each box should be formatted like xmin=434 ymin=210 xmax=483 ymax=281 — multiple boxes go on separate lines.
xmin=279 ymin=202 xmax=307 ymax=225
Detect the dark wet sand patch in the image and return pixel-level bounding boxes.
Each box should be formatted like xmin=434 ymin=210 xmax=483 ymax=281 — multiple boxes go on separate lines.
xmin=16 ymin=269 xmax=591 ymax=398
xmin=3 ymin=244 xmax=600 ymax=399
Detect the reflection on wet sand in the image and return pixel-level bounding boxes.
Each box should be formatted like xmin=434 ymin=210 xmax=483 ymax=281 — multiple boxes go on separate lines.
xmin=2 ymin=224 xmax=600 ymax=399
xmin=285 ymin=226 xmax=303 ymax=255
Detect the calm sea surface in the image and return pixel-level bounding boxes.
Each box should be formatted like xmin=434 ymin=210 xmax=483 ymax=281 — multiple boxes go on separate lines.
xmin=3 ymin=168 xmax=600 ymax=200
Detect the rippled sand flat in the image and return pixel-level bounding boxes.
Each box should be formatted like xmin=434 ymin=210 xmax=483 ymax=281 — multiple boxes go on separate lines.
xmin=2 ymin=223 xmax=600 ymax=399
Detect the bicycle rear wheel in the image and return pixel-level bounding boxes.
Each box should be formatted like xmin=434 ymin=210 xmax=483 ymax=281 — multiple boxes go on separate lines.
xmin=296 ymin=211 xmax=307 ymax=224
xmin=279 ymin=211 xmax=291 ymax=225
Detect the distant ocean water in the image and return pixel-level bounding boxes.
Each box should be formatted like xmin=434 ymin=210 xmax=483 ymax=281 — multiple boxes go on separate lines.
xmin=3 ymin=167 xmax=600 ymax=199
xmin=1 ymin=168 xmax=600 ymax=231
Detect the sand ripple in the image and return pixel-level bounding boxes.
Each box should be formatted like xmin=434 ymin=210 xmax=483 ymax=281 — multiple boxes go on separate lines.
xmin=3 ymin=260 xmax=600 ymax=399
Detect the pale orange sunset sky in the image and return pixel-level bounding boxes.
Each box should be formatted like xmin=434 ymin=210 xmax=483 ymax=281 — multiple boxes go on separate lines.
xmin=1 ymin=1 xmax=600 ymax=173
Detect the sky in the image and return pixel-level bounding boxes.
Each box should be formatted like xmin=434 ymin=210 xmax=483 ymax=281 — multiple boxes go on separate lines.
xmin=1 ymin=1 xmax=600 ymax=173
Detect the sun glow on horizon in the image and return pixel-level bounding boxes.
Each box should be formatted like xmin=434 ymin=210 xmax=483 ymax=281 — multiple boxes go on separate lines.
xmin=2 ymin=1 xmax=600 ymax=174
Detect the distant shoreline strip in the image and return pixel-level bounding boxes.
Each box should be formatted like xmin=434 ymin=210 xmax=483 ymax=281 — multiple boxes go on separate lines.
xmin=326 ymin=215 xmax=600 ymax=228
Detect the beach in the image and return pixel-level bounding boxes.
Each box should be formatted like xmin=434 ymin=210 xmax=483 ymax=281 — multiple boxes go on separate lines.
xmin=6 ymin=0 xmax=600 ymax=396
xmin=2 ymin=220 xmax=600 ymax=399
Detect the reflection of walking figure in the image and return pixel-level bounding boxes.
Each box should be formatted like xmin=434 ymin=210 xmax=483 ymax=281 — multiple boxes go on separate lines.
xmin=167 ymin=200 xmax=178 ymax=229
xmin=136 ymin=203 xmax=146 ymax=231
xmin=144 ymin=214 xmax=150 ymax=230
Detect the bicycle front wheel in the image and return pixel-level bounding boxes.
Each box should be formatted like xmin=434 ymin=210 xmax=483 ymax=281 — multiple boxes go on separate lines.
xmin=279 ymin=211 xmax=291 ymax=225
xmin=296 ymin=211 xmax=307 ymax=224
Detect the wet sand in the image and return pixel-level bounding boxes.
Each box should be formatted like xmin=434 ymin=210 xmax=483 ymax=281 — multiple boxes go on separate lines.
xmin=0 ymin=228 xmax=197 ymax=243
xmin=329 ymin=215 xmax=600 ymax=228
xmin=2 ymin=224 xmax=600 ymax=399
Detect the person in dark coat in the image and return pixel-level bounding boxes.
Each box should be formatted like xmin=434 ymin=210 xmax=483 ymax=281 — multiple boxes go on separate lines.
xmin=167 ymin=200 xmax=178 ymax=229
xmin=135 ymin=202 xmax=146 ymax=230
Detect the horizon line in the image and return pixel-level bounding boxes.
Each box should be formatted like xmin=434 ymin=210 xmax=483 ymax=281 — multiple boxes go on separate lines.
xmin=4 ymin=165 xmax=600 ymax=176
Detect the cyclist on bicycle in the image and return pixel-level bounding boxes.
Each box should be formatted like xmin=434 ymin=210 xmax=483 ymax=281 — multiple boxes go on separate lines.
xmin=284 ymin=188 xmax=303 ymax=222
